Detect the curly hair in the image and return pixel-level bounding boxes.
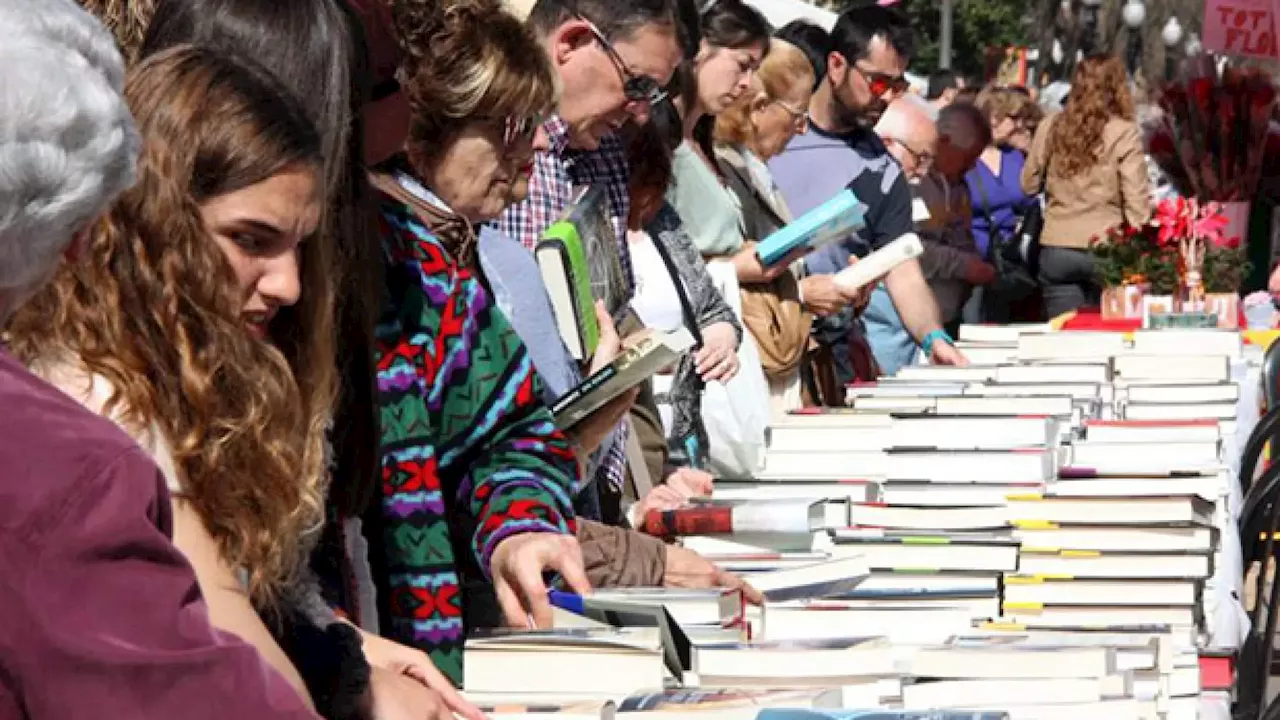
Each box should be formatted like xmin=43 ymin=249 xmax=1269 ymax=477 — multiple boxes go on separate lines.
xmin=1049 ymin=55 xmax=1135 ymax=179
xmin=75 ymin=0 xmax=157 ymax=63
xmin=5 ymin=45 xmax=330 ymax=607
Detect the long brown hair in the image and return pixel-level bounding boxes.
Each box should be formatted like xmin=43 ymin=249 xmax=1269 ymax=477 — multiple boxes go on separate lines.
xmin=1049 ymin=54 xmax=1135 ymax=178
xmin=6 ymin=45 xmax=331 ymax=606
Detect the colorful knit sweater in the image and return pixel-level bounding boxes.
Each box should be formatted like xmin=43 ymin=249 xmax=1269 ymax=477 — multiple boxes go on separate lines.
xmin=374 ymin=196 xmax=579 ymax=684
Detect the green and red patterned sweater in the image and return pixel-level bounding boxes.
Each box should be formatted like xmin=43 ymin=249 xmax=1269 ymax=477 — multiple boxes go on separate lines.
xmin=373 ymin=194 xmax=579 ymax=684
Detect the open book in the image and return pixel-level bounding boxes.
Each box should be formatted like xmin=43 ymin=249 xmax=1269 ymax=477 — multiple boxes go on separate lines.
xmin=754 ymin=188 xmax=867 ymax=267
xmin=535 ymin=185 xmax=629 ymax=360
xmin=552 ymin=327 xmax=695 ymax=429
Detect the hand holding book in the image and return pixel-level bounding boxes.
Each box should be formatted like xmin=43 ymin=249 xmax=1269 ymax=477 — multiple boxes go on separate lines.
xmin=571 ymin=301 xmax=639 ymax=454
xmin=732 ymin=241 xmax=807 ymax=284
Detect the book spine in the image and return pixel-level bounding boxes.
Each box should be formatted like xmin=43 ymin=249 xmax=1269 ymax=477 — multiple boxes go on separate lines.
xmin=642 ymin=506 xmax=735 ymax=537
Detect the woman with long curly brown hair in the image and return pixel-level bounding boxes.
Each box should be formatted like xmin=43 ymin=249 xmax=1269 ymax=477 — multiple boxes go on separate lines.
xmin=1022 ymin=54 xmax=1152 ymax=318
xmin=5 ymin=45 xmax=332 ymax=706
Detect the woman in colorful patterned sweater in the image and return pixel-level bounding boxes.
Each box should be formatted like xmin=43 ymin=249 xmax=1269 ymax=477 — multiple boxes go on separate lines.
xmin=364 ymin=0 xmax=592 ymax=685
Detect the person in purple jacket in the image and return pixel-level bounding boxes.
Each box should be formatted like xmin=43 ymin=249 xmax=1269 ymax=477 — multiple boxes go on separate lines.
xmin=0 ymin=1 xmax=318 ymax=717
xmin=963 ymin=86 xmax=1040 ymax=324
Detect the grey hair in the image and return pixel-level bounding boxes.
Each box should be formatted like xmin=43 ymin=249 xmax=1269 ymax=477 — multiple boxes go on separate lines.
xmin=0 ymin=0 xmax=139 ymax=291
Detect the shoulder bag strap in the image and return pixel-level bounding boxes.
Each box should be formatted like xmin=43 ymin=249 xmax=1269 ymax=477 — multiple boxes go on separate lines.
xmin=969 ymin=168 xmax=1001 ymax=262
xmin=643 ymin=222 xmax=705 ymax=347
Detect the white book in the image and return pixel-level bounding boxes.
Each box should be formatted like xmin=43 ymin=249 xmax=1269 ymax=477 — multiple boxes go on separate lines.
xmin=1002 ymin=577 xmax=1198 ymax=606
xmin=1084 ymin=419 xmax=1221 ymax=444
xmin=893 ymin=365 xmax=1000 ymax=382
xmin=934 ymin=395 xmax=1075 ymax=417
xmin=1013 ymin=524 xmax=1215 ymax=553
xmin=1018 ymin=332 xmax=1127 ymax=361
xmin=1125 ymin=402 xmax=1236 ymax=421
xmin=959 ymin=323 xmax=1054 ymax=344
xmin=901 ymin=677 xmax=1102 ymax=710
xmin=1124 ymin=383 xmax=1239 ymax=405
xmin=1068 ymin=441 xmax=1222 ymax=473
xmin=996 ymin=363 xmax=1111 ymax=384
xmin=1111 ymin=354 xmax=1231 ymax=382
xmin=965 ymin=382 xmax=1103 ymax=400
xmin=1130 ymin=329 xmax=1243 ymax=360
xmin=832 ymin=233 xmax=924 ymax=293
xmin=884 ymin=449 xmax=1056 ymax=484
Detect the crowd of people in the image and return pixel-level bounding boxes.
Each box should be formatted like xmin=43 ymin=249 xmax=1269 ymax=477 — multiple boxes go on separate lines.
xmin=0 ymin=0 xmax=1154 ymax=717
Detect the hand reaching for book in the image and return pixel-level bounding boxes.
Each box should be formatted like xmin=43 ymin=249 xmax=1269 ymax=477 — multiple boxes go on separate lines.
xmin=665 ymin=467 xmax=714 ymax=498
xmin=694 ymin=322 xmax=739 ymax=383
xmin=662 ymin=545 xmax=764 ymax=605
xmin=359 ymin=631 xmax=486 ymax=720
xmin=571 ymin=300 xmax=639 ymax=454
xmin=732 ymin=241 xmax=805 ymax=284
xmin=492 ymin=532 xmax=592 ymax=629
xmin=367 ymin=666 xmax=457 ymax=720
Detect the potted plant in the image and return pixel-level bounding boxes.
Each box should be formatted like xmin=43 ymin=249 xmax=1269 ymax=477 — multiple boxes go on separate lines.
xmin=1202 ymin=237 xmax=1252 ymax=329
xmin=1090 ymin=223 xmax=1149 ymax=320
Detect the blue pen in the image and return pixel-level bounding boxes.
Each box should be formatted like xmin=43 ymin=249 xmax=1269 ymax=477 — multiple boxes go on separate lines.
xmin=547 ymin=589 xmax=586 ymax=615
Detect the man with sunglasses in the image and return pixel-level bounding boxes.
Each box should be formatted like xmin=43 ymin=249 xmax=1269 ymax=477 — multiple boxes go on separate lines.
xmin=768 ymin=3 xmax=966 ymax=378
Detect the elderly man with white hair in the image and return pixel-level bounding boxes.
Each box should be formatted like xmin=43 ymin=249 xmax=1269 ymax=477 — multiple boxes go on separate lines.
xmin=0 ymin=1 xmax=318 ymax=717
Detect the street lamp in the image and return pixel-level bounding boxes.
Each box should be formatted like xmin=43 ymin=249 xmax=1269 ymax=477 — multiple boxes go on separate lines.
xmin=1163 ymin=17 xmax=1184 ymax=79
xmin=1080 ymin=0 xmax=1104 ymax=57
xmin=1122 ymin=0 xmax=1146 ymax=77
xmin=1185 ymin=32 xmax=1202 ymax=57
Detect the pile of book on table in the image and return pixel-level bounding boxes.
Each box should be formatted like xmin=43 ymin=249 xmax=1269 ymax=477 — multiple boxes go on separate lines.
xmin=456 ymin=326 xmax=1244 ymax=720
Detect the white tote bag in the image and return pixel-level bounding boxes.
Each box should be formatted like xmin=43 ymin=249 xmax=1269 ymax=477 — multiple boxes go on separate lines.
xmin=700 ymin=260 xmax=770 ymax=478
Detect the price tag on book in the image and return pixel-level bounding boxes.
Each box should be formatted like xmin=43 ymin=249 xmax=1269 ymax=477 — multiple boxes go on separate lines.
xmin=1203 ymin=0 xmax=1276 ymax=58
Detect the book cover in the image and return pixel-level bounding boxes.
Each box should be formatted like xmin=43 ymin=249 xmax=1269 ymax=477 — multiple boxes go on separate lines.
xmin=552 ymin=327 xmax=694 ymax=429
xmin=755 ymin=189 xmax=866 ymax=266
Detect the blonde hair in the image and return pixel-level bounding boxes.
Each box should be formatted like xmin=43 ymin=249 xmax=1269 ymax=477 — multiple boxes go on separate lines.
xmin=976 ymin=86 xmax=1036 ymax=126
xmin=715 ymin=39 xmax=814 ymax=146
xmin=6 ymin=46 xmax=332 ymax=607
xmin=394 ymin=0 xmax=558 ymax=164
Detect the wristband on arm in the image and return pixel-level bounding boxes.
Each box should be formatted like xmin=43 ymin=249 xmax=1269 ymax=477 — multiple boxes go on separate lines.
xmin=921 ymin=328 xmax=953 ymax=358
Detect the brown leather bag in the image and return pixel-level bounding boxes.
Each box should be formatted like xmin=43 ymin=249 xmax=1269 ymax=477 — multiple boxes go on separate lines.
xmin=739 ymin=271 xmax=813 ymax=382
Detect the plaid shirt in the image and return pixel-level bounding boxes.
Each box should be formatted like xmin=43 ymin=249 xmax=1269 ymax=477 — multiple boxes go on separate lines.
xmin=495 ymin=115 xmax=634 ymax=494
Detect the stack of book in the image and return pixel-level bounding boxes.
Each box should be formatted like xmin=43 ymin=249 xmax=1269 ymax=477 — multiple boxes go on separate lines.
xmin=455 ymin=325 xmax=1241 ymax=720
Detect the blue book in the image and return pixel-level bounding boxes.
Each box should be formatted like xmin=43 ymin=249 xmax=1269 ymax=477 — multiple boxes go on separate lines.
xmin=754 ymin=189 xmax=866 ymax=267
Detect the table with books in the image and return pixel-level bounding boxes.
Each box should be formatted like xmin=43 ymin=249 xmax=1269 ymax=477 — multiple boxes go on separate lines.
xmin=460 ymin=325 xmax=1259 ymax=720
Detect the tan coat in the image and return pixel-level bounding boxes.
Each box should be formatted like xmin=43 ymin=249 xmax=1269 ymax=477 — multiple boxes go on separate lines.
xmin=1022 ymin=114 xmax=1152 ymax=249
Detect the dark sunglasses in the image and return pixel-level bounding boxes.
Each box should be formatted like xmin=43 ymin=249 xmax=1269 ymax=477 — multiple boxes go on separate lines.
xmin=852 ymin=64 xmax=910 ymax=99
xmin=576 ymin=16 xmax=668 ymax=106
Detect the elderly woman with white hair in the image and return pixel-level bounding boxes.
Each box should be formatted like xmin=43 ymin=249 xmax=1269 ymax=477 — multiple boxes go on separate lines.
xmin=0 ymin=0 xmax=318 ymax=717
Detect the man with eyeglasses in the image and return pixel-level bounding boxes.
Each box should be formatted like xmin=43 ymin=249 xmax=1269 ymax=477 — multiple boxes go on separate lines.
xmin=899 ymin=101 xmax=997 ymax=332
xmin=769 ymin=4 xmax=966 ymax=378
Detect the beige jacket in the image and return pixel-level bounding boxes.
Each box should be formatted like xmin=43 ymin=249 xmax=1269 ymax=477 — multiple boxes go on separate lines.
xmin=1022 ymin=114 xmax=1152 ymax=249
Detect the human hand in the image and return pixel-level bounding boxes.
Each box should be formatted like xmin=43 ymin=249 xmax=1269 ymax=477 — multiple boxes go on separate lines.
xmin=733 ymin=242 xmax=803 ymax=284
xmin=841 ymin=255 xmax=877 ymax=311
xmin=632 ymin=484 xmax=692 ymax=522
xmin=368 ymin=665 xmax=453 ymax=720
xmin=963 ymin=257 xmax=997 ymax=286
xmin=694 ymin=322 xmax=739 ymax=382
xmin=587 ymin=301 xmax=622 ymax=376
xmin=664 ymin=466 xmax=714 ymax=498
xmin=568 ymin=387 xmax=638 ymax=455
xmin=798 ymin=274 xmax=847 ymax=316
xmin=359 ymin=630 xmax=486 ymax=720
xmin=662 ymin=545 xmax=764 ymax=605
xmin=1269 ymin=263 xmax=1280 ymax=295
xmin=930 ymin=339 xmax=969 ymax=367
xmin=491 ymin=532 xmax=591 ymax=629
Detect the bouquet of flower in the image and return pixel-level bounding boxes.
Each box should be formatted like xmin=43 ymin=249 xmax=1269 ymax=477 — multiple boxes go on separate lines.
xmin=1088 ymin=221 xmax=1178 ymax=294
xmin=1152 ymin=196 xmax=1245 ymax=302
xmin=1147 ymin=58 xmax=1278 ymax=202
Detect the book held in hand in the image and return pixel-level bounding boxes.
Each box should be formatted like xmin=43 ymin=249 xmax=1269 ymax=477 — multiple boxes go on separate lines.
xmin=754 ymin=188 xmax=867 ymax=266
xmin=552 ymin=327 xmax=695 ymax=429
xmin=535 ymin=185 xmax=629 ymax=360
xmin=832 ymin=233 xmax=924 ymax=294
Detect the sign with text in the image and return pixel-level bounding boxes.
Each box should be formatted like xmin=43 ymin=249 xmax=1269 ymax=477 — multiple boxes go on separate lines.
xmin=1203 ymin=0 xmax=1276 ymax=58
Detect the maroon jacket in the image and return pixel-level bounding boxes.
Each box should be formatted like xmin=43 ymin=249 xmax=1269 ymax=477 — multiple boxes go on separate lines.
xmin=0 ymin=349 xmax=318 ymax=719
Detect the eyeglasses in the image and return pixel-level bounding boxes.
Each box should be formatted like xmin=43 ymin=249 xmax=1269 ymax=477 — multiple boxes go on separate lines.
xmin=502 ymin=114 xmax=543 ymax=149
xmin=851 ymin=64 xmax=910 ymax=99
xmin=771 ymin=98 xmax=809 ymax=129
xmin=886 ymin=137 xmax=934 ymax=170
xmin=577 ymin=17 xmax=668 ymax=106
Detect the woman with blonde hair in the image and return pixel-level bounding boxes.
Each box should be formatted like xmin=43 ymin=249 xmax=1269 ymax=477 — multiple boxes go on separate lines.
xmin=713 ymin=39 xmax=864 ymax=413
xmin=1022 ymin=54 xmax=1152 ymax=318
xmin=964 ymin=85 xmax=1041 ymax=323
xmin=6 ymin=45 xmax=332 ymax=707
